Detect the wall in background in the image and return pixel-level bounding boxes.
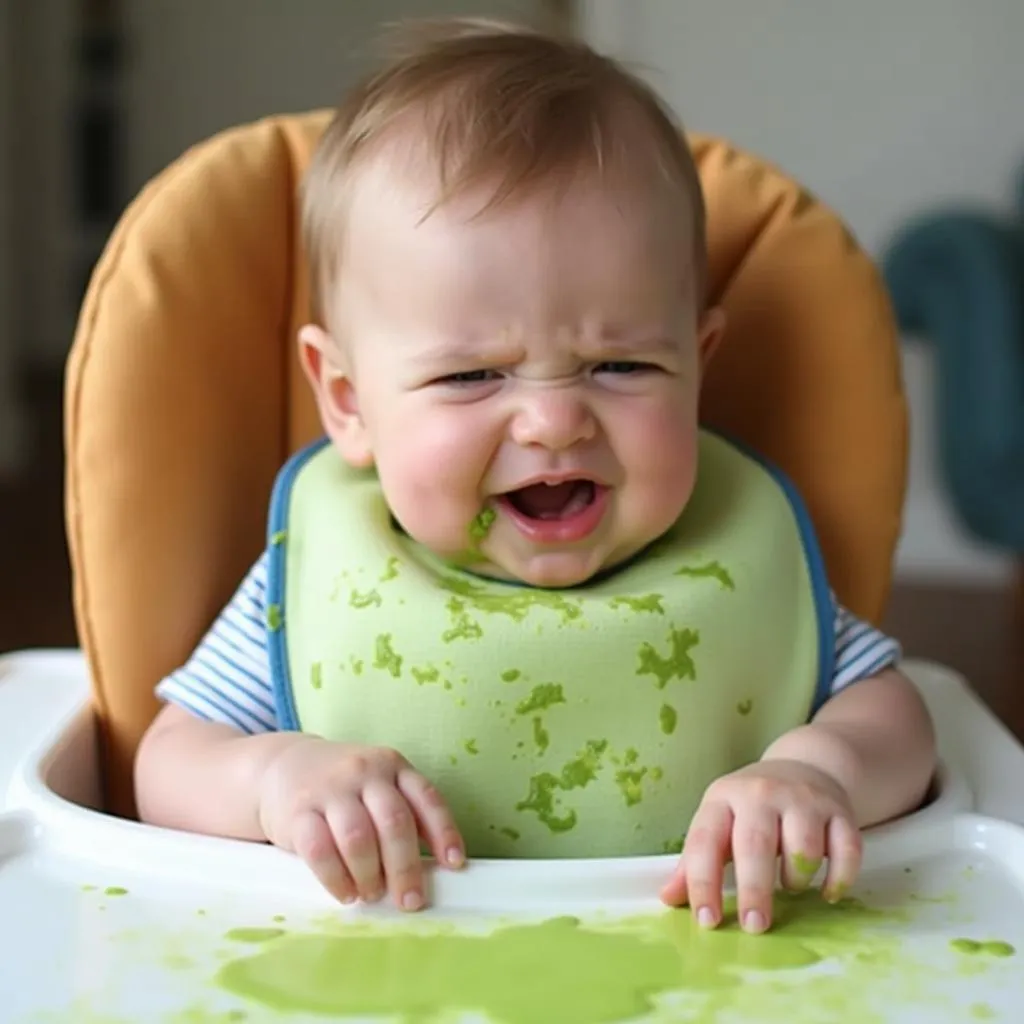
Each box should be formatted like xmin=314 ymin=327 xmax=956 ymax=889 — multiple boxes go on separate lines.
xmin=0 ymin=0 xmax=28 ymax=476
xmin=582 ymin=0 xmax=1021 ymax=583
xmin=7 ymin=0 xmax=567 ymax=367
xmin=121 ymin=0 xmax=567 ymax=199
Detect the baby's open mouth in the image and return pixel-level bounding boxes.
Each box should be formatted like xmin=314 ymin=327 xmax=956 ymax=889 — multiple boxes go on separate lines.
xmin=501 ymin=479 xmax=597 ymax=521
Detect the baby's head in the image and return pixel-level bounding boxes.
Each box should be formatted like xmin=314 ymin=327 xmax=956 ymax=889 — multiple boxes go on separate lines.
xmin=298 ymin=18 xmax=725 ymax=588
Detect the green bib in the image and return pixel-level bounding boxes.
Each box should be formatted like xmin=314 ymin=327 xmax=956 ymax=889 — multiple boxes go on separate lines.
xmin=266 ymin=430 xmax=832 ymax=859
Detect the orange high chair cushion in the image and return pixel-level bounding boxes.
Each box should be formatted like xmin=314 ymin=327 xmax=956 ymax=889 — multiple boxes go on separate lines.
xmin=64 ymin=111 xmax=908 ymax=819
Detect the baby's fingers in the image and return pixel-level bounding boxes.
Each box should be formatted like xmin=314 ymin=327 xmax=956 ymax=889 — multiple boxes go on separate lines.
xmin=324 ymin=795 xmax=385 ymax=903
xmin=292 ymin=809 xmax=357 ymax=904
xmin=732 ymin=807 xmax=781 ymax=934
xmin=779 ymin=814 xmax=826 ymax=893
xmin=397 ymin=769 xmax=465 ymax=870
xmin=822 ymin=815 xmax=862 ymax=902
xmin=362 ymin=780 xmax=427 ymax=912
xmin=665 ymin=802 xmax=733 ymax=927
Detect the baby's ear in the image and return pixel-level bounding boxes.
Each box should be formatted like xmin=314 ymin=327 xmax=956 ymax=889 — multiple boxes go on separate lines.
xmin=696 ymin=305 xmax=727 ymax=374
xmin=297 ymin=325 xmax=374 ymax=467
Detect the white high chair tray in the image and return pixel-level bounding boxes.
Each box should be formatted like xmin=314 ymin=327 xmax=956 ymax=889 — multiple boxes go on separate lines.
xmin=3 ymin=652 xmax=1024 ymax=1024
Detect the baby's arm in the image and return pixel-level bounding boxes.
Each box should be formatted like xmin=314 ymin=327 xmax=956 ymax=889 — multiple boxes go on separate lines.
xmin=760 ymin=664 xmax=935 ymax=828
xmin=760 ymin=601 xmax=935 ymax=826
xmin=134 ymin=553 xmax=465 ymax=911
xmin=135 ymin=702 xmax=303 ymax=840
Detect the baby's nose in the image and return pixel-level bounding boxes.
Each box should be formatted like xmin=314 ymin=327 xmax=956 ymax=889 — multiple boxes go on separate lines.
xmin=510 ymin=390 xmax=597 ymax=450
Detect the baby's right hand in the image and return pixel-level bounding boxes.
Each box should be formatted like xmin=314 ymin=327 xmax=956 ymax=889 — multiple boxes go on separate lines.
xmin=257 ymin=737 xmax=465 ymax=911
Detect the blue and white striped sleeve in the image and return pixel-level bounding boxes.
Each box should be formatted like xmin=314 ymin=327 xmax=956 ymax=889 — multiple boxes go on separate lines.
xmin=155 ymin=550 xmax=279 ymax=734
xmin=828 ymin=593 xmax=902 ymax=694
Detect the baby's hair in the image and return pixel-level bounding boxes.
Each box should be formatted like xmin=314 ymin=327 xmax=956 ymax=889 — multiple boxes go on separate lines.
xmin=301 ymin=17 xmax=706 ymax=327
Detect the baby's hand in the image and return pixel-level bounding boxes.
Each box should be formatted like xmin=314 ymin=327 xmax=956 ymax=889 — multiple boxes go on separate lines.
xmin=258 ymin=737 xmax=465 ymax=911
xmin=660 ymin=760 xmax=861 ymax=933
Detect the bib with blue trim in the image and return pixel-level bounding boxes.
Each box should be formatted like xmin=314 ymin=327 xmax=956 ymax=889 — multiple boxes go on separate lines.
xmin=266 ymin=430 xmax=832 ymax=858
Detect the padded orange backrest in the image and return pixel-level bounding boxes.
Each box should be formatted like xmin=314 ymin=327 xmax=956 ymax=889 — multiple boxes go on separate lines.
xmin=65 ymin=111 xmax=908 ymax=818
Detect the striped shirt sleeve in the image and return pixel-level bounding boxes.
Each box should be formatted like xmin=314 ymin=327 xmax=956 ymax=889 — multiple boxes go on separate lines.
xmin=155 ymin=550 xmax=279 ymax=733
xmin=154 ymin=554 xmax=901 ymax=731
xmin=829 ymin=594 xmax=901 ymax=693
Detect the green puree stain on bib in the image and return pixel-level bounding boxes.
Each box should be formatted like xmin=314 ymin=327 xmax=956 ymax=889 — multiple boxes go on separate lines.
xmin=264 ymin=430 xmax=833 ymax=858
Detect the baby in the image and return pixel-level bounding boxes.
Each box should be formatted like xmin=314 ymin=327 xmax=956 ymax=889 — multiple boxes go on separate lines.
xmin=134 ymin=18 xmax=936 ymax=935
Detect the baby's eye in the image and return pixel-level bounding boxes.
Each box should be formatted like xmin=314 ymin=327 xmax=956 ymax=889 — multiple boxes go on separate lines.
xmin=593 ymin=361 xmax=655 ymax=375
xmin=438 ymin=369 xmax=502 ymax=385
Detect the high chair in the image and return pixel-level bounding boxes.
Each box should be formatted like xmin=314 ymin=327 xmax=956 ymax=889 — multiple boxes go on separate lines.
xmin=3 ymin=111 xmax=1024 ymax=1023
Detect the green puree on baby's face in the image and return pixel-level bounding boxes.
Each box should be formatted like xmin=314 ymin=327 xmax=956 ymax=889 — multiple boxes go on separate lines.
xmin=469 ymin=506 xmax=497 ymax=545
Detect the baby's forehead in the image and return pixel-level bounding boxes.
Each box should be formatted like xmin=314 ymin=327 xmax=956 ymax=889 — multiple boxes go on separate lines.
xmin=349 ymin=134 xmax=697 ymax=245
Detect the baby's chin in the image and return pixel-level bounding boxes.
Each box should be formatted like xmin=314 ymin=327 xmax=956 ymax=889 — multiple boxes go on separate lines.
xmin=471 ymin=545 xmax=635 ymax=590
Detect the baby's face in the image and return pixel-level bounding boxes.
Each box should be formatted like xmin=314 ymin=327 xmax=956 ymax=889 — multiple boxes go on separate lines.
xmin=313 ymin=167 xmax=723 ymax=588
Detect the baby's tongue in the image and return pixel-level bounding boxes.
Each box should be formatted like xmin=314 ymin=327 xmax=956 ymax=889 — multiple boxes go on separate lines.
xmin=508 ymin=481 xmax=589 ymax=520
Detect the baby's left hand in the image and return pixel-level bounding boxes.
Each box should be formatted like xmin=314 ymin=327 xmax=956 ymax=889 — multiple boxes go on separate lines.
xmin=660 ymin=759 xmax=862 ymax=934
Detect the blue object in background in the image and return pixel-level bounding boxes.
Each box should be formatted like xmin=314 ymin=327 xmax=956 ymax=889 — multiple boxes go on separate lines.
xmin=881 ymin=185 xmax=1024 ymax=554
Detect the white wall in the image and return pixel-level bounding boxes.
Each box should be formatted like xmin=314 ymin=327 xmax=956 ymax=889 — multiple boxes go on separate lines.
xmin=122 ymin=0 xmax=566 ymax=198
xmin=582 ymin=0 xmax=1020 ymax=584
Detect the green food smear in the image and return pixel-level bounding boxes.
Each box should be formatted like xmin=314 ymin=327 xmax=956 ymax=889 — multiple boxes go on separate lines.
xmin=468 ymin=507 xmax=497 ymax=544
xmin=532 ymin=716 xmax=550 ymax=753
xmin=659 ymin=703 xmax=678 ymax=735
xmin=501 ymin=669 xmax=522 ymax=682
xmin=380 ymin=556 xmax=400 ymax=582
xmin=373 ymin=633 xmax=403 ymax=678
xmin=225 ymin=927 xmax=286 ymax=944
xmin=615 ymin=764 xmax=647 ymax=806
xmin=442 ymin=598 xmax=485 ymax=643
xmin=499 ymin=826 xmax=520 ymax=842
xmin=609 ymin=594 xmax=665 ymax=615
xmin=310 ymin=662 xmax=322 ymax=690
xmin=637 ymin=627 xmax=699 ymax=688
xmin=737 ymin=698 xmax=753 ymax=716
xmin=515 ymin=740 xmax=607 ymax=833
xmin=438 ymin=573 xmax=583 ymax=627
xmin=214 ymin=891 xmax=928 ymax=1024
xmin=411 ymin=664 xmax=441 ymax=685
xmin=516 ymin=683 xmax=566 ymax=715
xmin=464 ymin=739 xmax=479 ymax=756
xmin=103 ymin=886 xmax=128 ymax=897
xmin=265 ymin=604 xmax=282 ymax=632
xmin=270 ymin=530 xmax=287 ymax=546
xmin=675 ymin=560 xmax=735 ymax=590
xmin=951 ymin=938 xmax=1015 ymax=957
xmin=350 ymin=656 xmax=364 ymax=676
xmin=791 ymin=852 xmax=822 ymax=878
xmin=349 ymin=588 xmax=382 ymax=609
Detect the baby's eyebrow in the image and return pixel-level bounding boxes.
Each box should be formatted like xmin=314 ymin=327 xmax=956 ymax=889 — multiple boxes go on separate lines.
xmin=584 ymin=335 xmax=679 ymax=355
xmin=409 ymin=328 xmax=681 ymax=368
xmin=410 ymin=340 xmax=521 ymax=367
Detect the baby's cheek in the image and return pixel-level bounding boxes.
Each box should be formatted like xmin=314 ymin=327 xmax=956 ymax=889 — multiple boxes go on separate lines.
xmin=631 ymin=425 xmax=699 ymax=525
xmin=377 ymin=434 xmax=483 ymax=548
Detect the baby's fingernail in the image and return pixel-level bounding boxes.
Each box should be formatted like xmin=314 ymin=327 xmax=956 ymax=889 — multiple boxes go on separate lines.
xmin=824 ymin=884 xmax=847 ymax=904
xmin=340 ymin=892 xmax=356 ymax=905
xmin=744 ymin=910 xmax=767 ymax=933
xmin=697 ymin=906 xmax=716 ymax=928
xmin=402 ymin=891 xmax=423 ymax=912
xmin=446 ymin=847 xmax=465 ymax=867
xmin=366 ymin=889 xmax=384 ymax=903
